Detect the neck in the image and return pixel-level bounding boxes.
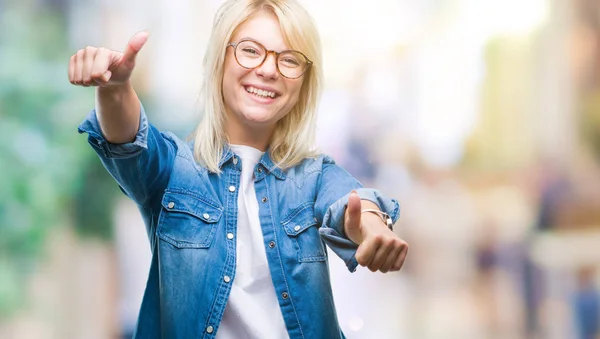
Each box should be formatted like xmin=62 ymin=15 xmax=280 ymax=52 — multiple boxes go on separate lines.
xmin=225 ymin=117 xmax=274 ymax=152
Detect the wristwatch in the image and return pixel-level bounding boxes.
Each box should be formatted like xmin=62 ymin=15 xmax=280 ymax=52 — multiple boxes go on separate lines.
xmin=361 ymin=209 xmax=393 ymax=231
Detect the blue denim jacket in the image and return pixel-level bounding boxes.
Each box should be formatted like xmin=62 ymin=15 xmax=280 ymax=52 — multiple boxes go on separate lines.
xmin=78 ymin=105 xmax=400 ymax=339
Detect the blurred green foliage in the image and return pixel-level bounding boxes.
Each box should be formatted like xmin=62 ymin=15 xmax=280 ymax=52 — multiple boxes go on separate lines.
xmin=581 ymin=91 xmax=600 ymax=158
xmin=0 ymin=2 xmax=119 ymax=318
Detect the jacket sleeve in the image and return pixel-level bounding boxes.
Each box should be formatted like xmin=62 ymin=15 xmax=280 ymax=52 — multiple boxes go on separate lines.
xmin=77 ymin=103 xmax=177 ymax=207
xmin=314 ymin=156 xmax=400 ymax=272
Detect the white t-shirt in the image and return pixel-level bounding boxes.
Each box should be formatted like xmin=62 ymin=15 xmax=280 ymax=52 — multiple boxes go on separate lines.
xmin=216 ymin=144 xmax=289 ymax=339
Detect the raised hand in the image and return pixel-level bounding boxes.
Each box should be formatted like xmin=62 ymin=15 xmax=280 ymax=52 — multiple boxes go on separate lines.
xmin=68 ymin=31 xmax=149 ymax=87
xmin=344 ymin=190 xmax=408 ymax=273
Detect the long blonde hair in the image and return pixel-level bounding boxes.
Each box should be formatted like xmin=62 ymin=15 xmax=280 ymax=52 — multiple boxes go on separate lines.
xmin=191 ymin=0 xmax=323 ymax=174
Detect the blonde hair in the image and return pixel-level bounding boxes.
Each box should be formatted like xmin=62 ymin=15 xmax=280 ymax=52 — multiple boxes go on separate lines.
xmin=191 ymin=0 xmax=323 ymax=174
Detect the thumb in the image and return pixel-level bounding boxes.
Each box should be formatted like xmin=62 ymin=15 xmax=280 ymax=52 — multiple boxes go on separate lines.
xmin=345 ymin=190 xmax=362 ymax=235
xmin=122 ymin=30 xmax=149 ymax=68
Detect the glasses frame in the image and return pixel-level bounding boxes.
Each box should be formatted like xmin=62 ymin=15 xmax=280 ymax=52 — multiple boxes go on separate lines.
xmin=227 ymin=39 xmax=313 ymax=79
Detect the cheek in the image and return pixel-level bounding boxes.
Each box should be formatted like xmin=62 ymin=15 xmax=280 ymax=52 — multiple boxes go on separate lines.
xmin=223 ymin=64 xmax=236 ymax=90
xmin=285 ymin=82 xmax=304 ymax=107
xmin=222 ymin=62 xmax=243 ymax=104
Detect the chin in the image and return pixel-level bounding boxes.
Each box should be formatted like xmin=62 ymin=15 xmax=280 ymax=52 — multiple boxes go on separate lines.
xmin=241 ymin=108 xmax=278 ymax=125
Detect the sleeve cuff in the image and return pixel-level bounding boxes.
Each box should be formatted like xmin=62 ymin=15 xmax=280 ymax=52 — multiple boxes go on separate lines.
xmin=77 ymin=103 xmax=149 ymax=159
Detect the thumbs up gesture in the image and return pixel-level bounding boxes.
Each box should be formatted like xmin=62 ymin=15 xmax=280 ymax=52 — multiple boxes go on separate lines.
xmin=345 ymin=190 xmax=408 ymax=273
xmin=68 ymin=31 xmax=149 ymax=87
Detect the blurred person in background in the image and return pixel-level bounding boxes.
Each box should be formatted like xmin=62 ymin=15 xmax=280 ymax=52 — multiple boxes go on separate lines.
xmin=572 ymin=266 xmax=599 ymax=339
xmin=67 ymin=0 xmax=408 ymax=338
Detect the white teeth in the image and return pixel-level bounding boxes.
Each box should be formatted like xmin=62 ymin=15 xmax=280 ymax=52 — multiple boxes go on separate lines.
xmin=245 ymin=86 xmax=276 ymax=98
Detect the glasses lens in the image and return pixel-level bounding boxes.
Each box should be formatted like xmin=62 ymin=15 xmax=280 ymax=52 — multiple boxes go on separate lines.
xmin=278 ymin=51 xmax=308 ymax=78
xmin=235 ymin=40 xmax=265 ymax=69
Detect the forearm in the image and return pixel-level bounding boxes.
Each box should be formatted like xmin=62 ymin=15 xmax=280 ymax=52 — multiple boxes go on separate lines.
xmin=95 ymin=81 xmax=140 ymax=144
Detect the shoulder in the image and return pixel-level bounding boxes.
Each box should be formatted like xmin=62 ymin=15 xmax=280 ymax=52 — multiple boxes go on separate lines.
xmin=284 ymin=153 xmax=340 ymax=179
xmin=159 ymin=130 xmax=209 ymax=172
xmin=289 ymin=153 xmax=334 ymax=170
xmin=157 ymin=131 xmax=190 ymax=157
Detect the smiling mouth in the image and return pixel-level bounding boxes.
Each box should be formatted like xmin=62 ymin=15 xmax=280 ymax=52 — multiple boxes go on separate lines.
xmin=244 ymin=86 xmax=279 ymax=99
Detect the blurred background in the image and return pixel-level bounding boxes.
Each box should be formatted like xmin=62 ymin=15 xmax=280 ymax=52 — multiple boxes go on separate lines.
xmin=1 ymin=0 xmax=600 ymax=338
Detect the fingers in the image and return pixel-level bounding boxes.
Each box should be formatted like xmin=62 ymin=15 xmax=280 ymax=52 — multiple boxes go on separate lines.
xmin=68 ymin=31 xmax=148 ymax=87
xmin=380 ymin=239 xmax=408 ymax=272
xmin=356 ymin=234 xmax=409 ymax=273
xmin=392 ymin=241 xmax=409 ymax=271
xmin=71 ymin=49 xmax=84 ymax=85
xmin=344 ymin=190 xmax=364 ymax=245
xmin=380 ymin=241 xmax=402 ymax=273
xmin=81 ymin=46 xmax=96 ymax=86
xmin=365 ymin=235 xmax=392 ymax=272
xmin=90 ymin=47 xmax=112 ymax=86
xmin=69 ymin=47 xmax=118 ymax=87
xmin=70 ymin=46 xmax=100 ymax=87
xmin=355 ymin=233 xmax=381 ymax=268
xmin=68 ymin=54 xmax=76 ymax=84
xmin=122 ymin=30 xmax=149 ymax=69
xmin=345 ymin=190 xmax=362 ymax=232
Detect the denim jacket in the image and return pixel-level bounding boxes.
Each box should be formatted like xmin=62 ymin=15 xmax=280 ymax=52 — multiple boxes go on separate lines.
xmin=78 ymin=105 xmax=400 ymax=339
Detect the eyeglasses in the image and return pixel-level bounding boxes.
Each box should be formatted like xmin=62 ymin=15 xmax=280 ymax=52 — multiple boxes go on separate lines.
xmin=227 ymin=39 xmax=313 ymax=79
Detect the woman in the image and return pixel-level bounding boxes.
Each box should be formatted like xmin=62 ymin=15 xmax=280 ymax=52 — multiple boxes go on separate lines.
xmin=69 ymin=0 xmax=408 ymax=338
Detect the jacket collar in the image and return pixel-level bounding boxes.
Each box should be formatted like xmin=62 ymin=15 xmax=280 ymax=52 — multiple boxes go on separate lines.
xmin=218 ymin=145 xmax=286 ymax=180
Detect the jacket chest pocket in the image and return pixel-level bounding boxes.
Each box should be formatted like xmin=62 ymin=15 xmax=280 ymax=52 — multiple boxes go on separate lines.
xmin=282 ymin=203 xmax=327 ymax=262
xmin=157 ymin=190 xmax=222 ymax=249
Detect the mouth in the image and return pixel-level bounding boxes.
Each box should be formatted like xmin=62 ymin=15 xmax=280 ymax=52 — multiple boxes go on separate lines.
xmin=243 ymin=85 xmax=281 ymax=99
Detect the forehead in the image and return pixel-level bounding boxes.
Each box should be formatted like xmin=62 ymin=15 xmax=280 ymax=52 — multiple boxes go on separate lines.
xmin=231 ymin=9 xmax=289 ymax=51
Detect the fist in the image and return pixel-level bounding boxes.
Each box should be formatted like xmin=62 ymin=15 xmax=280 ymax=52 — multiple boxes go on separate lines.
xmin=344 ymin=191 xmax=408 ymax=273
xmin=68 ymin=31 xmax=149 ymax=87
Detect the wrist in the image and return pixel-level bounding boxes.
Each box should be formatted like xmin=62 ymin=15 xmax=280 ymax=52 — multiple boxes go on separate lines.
xmin=361 ymin=209 xmax=393 ymax=230
xmin=97 ymin=80 xmax=132 ymax=97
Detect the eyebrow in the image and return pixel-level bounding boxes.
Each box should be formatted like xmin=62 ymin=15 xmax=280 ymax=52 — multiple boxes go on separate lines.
xmin=237 ymin=37 xmax=289 ymax=52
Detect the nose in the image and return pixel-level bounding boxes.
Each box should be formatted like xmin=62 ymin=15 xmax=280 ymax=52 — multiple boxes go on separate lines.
xmin=255 ymin=53 xmax=279 ymax=79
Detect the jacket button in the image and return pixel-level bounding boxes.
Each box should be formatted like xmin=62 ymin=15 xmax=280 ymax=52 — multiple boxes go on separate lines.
xmin=227 ymin=233 xmax=234 ymax=240
xmin=294 ymin=225 xmax=301 ymax=232
xmin=261 ymin=197 xmax=268 ymax=203
xmin=232 ymin=157 xmax=238 ymax=165
xmin=268 ymin=241 xmax=275 ymax=248
xmin=203 ymin=213 xmax=210 ymax=219
xmin=282 ymin=292 xmax=289 ymax=299
xmin=206 ymin=326 xmax=214 ymax=333
xmin=167 ymin=202 xmax=175 ymax=209
xmin=258 ymin=167 xmax=263 ymax=173
xmin=223 ymin=276 xmax=231 ymax=283
xmin=228 ymin=186 xmax=236 ymax=192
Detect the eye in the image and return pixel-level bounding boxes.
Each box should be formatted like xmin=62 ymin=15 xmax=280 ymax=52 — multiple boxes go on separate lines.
xmin=242 ymin=47 xmax=259 ymax=55
xmin=281 ymin=57 xmax=300 ymax=66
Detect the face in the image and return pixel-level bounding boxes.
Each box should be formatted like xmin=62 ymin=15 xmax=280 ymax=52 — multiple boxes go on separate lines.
xmin=222 ymin=10 xmax=305 ymax=138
